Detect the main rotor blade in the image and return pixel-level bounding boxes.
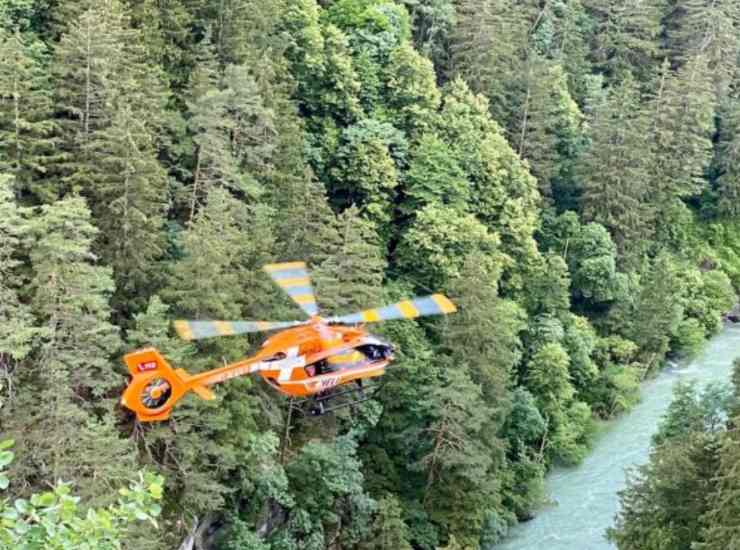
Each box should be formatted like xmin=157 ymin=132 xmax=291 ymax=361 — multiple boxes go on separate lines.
xmin=329 ymin=294 xmax=456 ymax=325
xmin=174 ymin=319 xmax=305 ymax=341
xmin=263 ymin=261 xmax=319 ymax=317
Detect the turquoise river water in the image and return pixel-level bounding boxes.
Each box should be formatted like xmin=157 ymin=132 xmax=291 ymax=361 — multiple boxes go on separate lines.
xmin=498 ymin=323 xmax=740 ymax=550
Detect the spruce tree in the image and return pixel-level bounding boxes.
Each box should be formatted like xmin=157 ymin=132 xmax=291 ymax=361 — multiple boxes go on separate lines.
xmin=585 ymin=0 xmax=664 ymax=82
xmin=0 ymin=30 xmax=56 ymax=201
xmin=699 ymin=429 xmax=740 ymax=550
xmin=5 ymin=195 xmax=135 ymax=506
xmin=516 ymin=59 xmax=585 ymax=201
xmin=629 ymin=252 xmax=685 ymax=364
xmin=449 ymin=0 xmax=528 ymax=130
xmin=53 ymin=0 xmax=170 ymax=315
xmin=414 ymin=366 xmax=496 ymax=548
xmin=665 ymin=0 xmax=739 ymax=96
xmin=53 ymin=0 xmax=128 ymax=193
xmin=0 ymin=175 xmax=36 ymax=385
xmin=156 ymin=188 xmax=288 ymax=535
xmin=579 ymin=73 xmax=653 ymax=261
xmin=648 ymin=56 xmax=714 ymax=247
xmin=184 ymin=37 xmax=240 ymax=219
xmin=714 ymin=99 xmax=740 ymax=218
xmin=313 ymin=205 xmax=387 ymax=315
xmin=88 ymin=103 xmax=168 ymax=316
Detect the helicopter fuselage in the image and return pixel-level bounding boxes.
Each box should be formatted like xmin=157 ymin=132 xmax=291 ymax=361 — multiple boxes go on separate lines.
xmin=252 ymin=321 xmax=394 ymax=397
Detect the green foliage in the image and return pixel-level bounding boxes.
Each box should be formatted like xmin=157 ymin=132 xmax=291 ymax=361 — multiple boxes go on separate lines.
xmin=628 ymin=253 xmax=686 ymax=364
xmin=608 ymin=431 xmax=721 ymax=550
xmin=436 ymin=77 xmax=540 ymax=292
xmin=401 ymin=132 xmax=470 ymax=216
xmin=0 ymin=440 xmax=163 ymax=549
xmin=314 ymin=205 xmax=386 ymax=314
xmin=700 ymin=418 xmax=740 ymax=549
xmin=586 ymin=0 xmax=663 ymax=82
xmin=652 ymin=382 xmax=733 ymax=446
xmin=0 ymin=29 xmax=56 ymax=200
xmin=449 ymin=0 xmax=528 ymax=130
xmin=3 ymin=1 xmax=740 ymax=548
xmin=360 ymin=494 xmax=412 ymax=550
xmin=276 ymin=436 xmax=375 ymax=549
xmin=413 ymin=367 xmax=498 ymax=547
xmin=579 ymin=72 xmax=653 ymax=260
xmin=516 ymin=59 xmax=586 ymax=202
xmin=609 ymin=380 xmax=739 ymax=550
xmin=329 ymin=118 xmax=403 ymax=239
xmin=0 ymin=175 xmax=36 ymax=362
xmin=397 ymin=204 xmax=502 ymax=289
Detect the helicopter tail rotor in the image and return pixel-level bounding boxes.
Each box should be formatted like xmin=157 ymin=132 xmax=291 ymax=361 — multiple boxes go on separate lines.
xmin=121 ymin=348 xmax=214 ymax=422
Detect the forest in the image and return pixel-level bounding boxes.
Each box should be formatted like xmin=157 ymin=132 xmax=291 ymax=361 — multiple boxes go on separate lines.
xmin=1 ymin=0 xmax=740 ymax=548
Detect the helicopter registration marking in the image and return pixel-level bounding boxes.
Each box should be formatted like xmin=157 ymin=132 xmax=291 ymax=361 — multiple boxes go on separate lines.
xmin=138 ymin=361 xmax=157 ymax=372
xmin=319 ymin=376 xmax=339 ymax=390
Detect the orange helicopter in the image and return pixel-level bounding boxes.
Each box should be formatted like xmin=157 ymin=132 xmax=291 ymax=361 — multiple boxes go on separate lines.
xmin=121 ymin=261 xmax=456 ymax=421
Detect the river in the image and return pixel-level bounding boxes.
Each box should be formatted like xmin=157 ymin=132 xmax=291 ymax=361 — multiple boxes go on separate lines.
xmin=497 ymin=323 xmax=740 ymax=550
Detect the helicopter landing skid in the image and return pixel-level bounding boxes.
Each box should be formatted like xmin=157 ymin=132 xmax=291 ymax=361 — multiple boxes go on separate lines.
xmin=292 ymin=379 xmax=386 ymax=417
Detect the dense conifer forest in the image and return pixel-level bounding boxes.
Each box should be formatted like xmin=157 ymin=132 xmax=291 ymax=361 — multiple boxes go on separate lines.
xmin=1 ymin=0 xmax=740 ymax=548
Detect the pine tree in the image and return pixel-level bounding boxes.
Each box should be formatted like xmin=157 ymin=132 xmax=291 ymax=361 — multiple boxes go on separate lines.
xmin=0 ymin=29 xmax=57 ymax=201
xmin=579 ymin=73 xmax=653 ymax=261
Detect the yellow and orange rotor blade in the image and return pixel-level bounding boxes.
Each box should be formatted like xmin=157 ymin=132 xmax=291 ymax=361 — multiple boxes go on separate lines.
xmin=263 ymin=261 xmax=319 ymax=317
xmin=173 ymin=319 xmax=304 ymax=341
xmin=329 ymin=294 xmax=456 ymax=324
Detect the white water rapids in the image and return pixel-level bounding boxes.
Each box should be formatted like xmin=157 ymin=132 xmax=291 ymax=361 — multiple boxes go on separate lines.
xmin=497 ymin=323 xmax=740 ymax=549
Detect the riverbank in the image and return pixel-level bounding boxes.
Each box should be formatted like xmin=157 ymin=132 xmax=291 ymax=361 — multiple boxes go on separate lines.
xmin=497 ymin=323 xmax=740 ymax=550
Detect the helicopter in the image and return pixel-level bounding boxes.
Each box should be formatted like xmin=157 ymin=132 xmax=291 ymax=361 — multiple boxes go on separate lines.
xmin=121 ymin=261 xmax=456 ymax=421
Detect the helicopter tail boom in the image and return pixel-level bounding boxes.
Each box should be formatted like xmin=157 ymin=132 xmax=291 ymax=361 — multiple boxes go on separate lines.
xmin=121 ymin=348 xmax=214 ymax=422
